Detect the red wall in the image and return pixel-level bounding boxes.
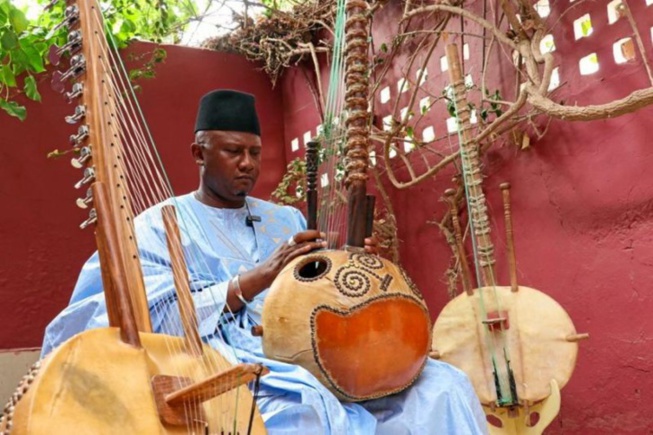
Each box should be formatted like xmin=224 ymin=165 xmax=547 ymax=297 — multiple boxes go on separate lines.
xmin=277 ymin=0 xmax=653 ymax=433
xmin=0 ymin=42 xmax=285 ymax=349
xmin=2 ymin=1 xmax=653 ymax=432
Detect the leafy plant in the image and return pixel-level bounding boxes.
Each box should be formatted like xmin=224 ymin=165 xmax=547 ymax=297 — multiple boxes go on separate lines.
xmin=0 ymin=0 xmax=195 ymax=120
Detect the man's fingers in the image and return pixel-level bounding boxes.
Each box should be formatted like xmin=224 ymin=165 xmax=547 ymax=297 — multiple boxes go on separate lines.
xmin=292 ymin=230 xmax=323 ymax=244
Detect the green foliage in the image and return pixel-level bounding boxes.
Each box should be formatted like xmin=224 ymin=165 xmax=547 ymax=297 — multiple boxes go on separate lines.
xmin=0 ymin=0 xmax=195 ymax=120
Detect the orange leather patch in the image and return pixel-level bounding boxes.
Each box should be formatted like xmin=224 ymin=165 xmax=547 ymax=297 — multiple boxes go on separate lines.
xmin=313 ymin=297 xmax=430 ymax=400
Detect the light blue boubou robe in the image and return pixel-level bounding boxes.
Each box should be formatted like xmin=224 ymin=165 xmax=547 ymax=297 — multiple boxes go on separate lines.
xmin=42 ymin=193 xmax=488 ymax=434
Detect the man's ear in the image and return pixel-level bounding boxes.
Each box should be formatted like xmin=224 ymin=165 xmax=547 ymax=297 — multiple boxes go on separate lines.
xmin=191 ymin=142 xmax=204 ymax=165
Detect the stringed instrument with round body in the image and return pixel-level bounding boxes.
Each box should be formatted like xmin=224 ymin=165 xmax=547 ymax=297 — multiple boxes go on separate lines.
xmin=430 ymin=44 xmax=588 ymax=433
xmin=255 ymin=0 xmax=431 ymax=402
xmin=2 ymin=1 xmax=267 ymax=433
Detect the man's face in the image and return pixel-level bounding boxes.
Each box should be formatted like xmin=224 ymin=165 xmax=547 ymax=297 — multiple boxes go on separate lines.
xmin=193 ymin=130 xmax=262 ymax=207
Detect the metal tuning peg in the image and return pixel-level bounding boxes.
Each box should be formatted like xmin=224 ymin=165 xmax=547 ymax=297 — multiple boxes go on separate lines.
xmin=51 ymin=54 xmax=86 ymax=94
xmin=44 ymin=0 xmax=60 ymax=11
xmin=71 ymin=146 xmax=92 ymax=168
xmin=48 ymin=30 xmax=83 ymax=66
xmin=65 ymin=83 xmax=84 ymax=103
xmin=74 ymin=167 xmax=95 ymax=189
xmin=76 ymin=188 xmax=93 ymax=209
xmin=79 ymin=209 xmax=97 ymax=230
xmin=69 ymin=124 xmax=89 ymax=146
xmin=65 ymin=105 xmax=86 ymax=124
xmin=52 ymin=5 xmax=80 ymax=32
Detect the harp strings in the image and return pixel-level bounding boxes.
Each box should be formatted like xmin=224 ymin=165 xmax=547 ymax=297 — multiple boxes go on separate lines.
xmin=86 ymin=4 xmax=256 ymax=430
xmin=317 ymin=0 xmax=349 ymax=247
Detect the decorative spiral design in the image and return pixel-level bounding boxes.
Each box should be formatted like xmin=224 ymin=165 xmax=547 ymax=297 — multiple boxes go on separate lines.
xmin=335 ymin=266 xmax=371 ymax=297
xmin=352 ymin=253 xmax=384 ymax=270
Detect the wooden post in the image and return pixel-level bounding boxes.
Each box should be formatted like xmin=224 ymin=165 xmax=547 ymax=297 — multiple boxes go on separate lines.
xmin=500 ymin=183 xmax=519 ymax=292
xmin=445 ymin=188 xmax=473 ymax=295
xmin=92 ymin=182 xmax=141 ymax=348
xmin=306 ymin=141 xmax=319 ymax=231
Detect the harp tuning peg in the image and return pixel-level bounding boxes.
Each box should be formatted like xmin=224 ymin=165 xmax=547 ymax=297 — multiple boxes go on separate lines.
xmin=69 ymin=124 xmax=89 ymax=146
xmin=43 ymin=0 xmax=60 ymax=11
xmin=79 ymin=209 xmax=97 ymax=230
xmin=76 ymin=188 xmax=93 ymax=209
xmin=65 ymin=105 xmax=86 ymax=124
xmin=65 ymin=83 xmax=84 ymax=103
xmin=52 ymin=5 xmax=79 ymax=32
xmin=48 ymin=30 xmax=83 ymax=66
xmin=51 ymin=54 xmax=86 ymax=94
xmin=71 ymin=146 xmax=91 ymax=168
xmin=74 ymin=167 xmax=95 ymax=189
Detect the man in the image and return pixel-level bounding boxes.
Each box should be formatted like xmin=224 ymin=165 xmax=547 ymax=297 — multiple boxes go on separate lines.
xmin=43 ymin=90 xmax=488 ymax=434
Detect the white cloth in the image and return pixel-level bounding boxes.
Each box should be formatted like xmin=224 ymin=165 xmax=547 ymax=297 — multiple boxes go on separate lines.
xmin=42 ymin=193 xmax=488 ymax=434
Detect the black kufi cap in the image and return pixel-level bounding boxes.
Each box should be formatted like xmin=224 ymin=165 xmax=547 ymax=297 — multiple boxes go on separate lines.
xmin=194 ymin=89 xmax=261 ymax=136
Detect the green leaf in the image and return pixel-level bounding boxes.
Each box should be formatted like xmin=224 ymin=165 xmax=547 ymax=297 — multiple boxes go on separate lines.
xmin=9 ymin=8 xmax=29 ymax=33
xmin=24 ymin=75 xmax=41 ymax=101
xmin=21 ymin=45 xmax=45 ymax=73
xmin=0 ymin=98 xmax=27 ymax=121
xmin=1 ymin=30 xmax=19 ymax=50
xmin=380 ymin=43 xmax=388 ymax=53
xmin=2 ymin=64 xmax=16 ymax=87
xmin=406 ymin=126 xmax=414 ymax=138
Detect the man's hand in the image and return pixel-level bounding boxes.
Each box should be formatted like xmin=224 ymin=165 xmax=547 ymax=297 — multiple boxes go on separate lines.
xmin=364 ymin=236 xmax=379 ymax=255
xmin=237 ymin=230 xmax=326 ymax=302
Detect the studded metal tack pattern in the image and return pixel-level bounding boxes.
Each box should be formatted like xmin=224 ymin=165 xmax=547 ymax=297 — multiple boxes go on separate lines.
xmin=1 ymin=361 xmax=41 ymax=434
xmin=334 ymin=267 xmax=372 ymax=297
xmin=398 ymin=266 xmax=424 ymax=299
xmin=351 ymin=253 xmax=383 ymax=270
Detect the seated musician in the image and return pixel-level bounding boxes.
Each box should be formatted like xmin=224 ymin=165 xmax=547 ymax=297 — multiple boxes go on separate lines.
xmin=42 ymin=90 xmax=488 ymax=434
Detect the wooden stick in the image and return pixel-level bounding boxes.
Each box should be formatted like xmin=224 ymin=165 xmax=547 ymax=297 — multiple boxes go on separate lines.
xmin=305 ymin=141 xmax=319 ymax=231
xmin=365 ymin=195 xmax=376 ymax=238
xmin=446 ymin=43 xmax=497 ymax=287
xmin=92 ymin=182 xmax=141 ymax=348
xmin=445 ymin=188 xmax=473 ymax=295
xmin=566 ymin=333 xmax=590 ymax=342
xmin=164 ymin=363 xmax=269 ymax=406
xmin=500 ymin=183 xmax=519 ymax=292
xmin=161 ymin=205 xmax=203 ymax=357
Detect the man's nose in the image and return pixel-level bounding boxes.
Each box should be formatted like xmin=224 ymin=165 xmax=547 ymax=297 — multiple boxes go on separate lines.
xmin=239 ymin=151 xmax=256 ymax=171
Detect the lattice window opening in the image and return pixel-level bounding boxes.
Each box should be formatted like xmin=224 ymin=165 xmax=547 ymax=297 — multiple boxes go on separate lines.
xmin=573 ymin=14 xmax=594 ymax=40
xmin=416 ymin=68 xmax=428 ymax=86
xmin=540 ymin=34 xmax=556 ymax=54
xmin=422 ymin=126 xmax=436 ymax=143
xmin=389 ymin=145 xmax=398 ymax=159
xmin=398 ymin=77 xmax=410 ymax=93
xmin=548 ymin=67 xmax=561 ymax=91
xmin=380 ymin=86 xmax=391 ymax=104
xmin=534 ymin=0 xmax=551 ymax=18
xmin=403 ymin=139 xmax=416 ymax=153
xmin=320 ymin=173 xmax=329 ymax=188
xmin=440 ymin=55 xmax=449 ymax=72
xmin=291 ymin=137 xmax=299 ymax=152
xmin=303 ymin=130 xmax=312 ymax=147
xmin=369 ymin=150 xmax=377 ymax=167
xmin=613 ymin=37 xmax=636 ymax=64
xmin=579 ymin=52 xmax=600 ymax=75
xmin=382 ymin=115 xmax=394 ymax=132
xmin=647 ymin=0 xmax=653 ymax=6
xmin=400 ymin=106 xmax=414 ymax=123
xmin=607 ymin=0 xmax=625 ymax=24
